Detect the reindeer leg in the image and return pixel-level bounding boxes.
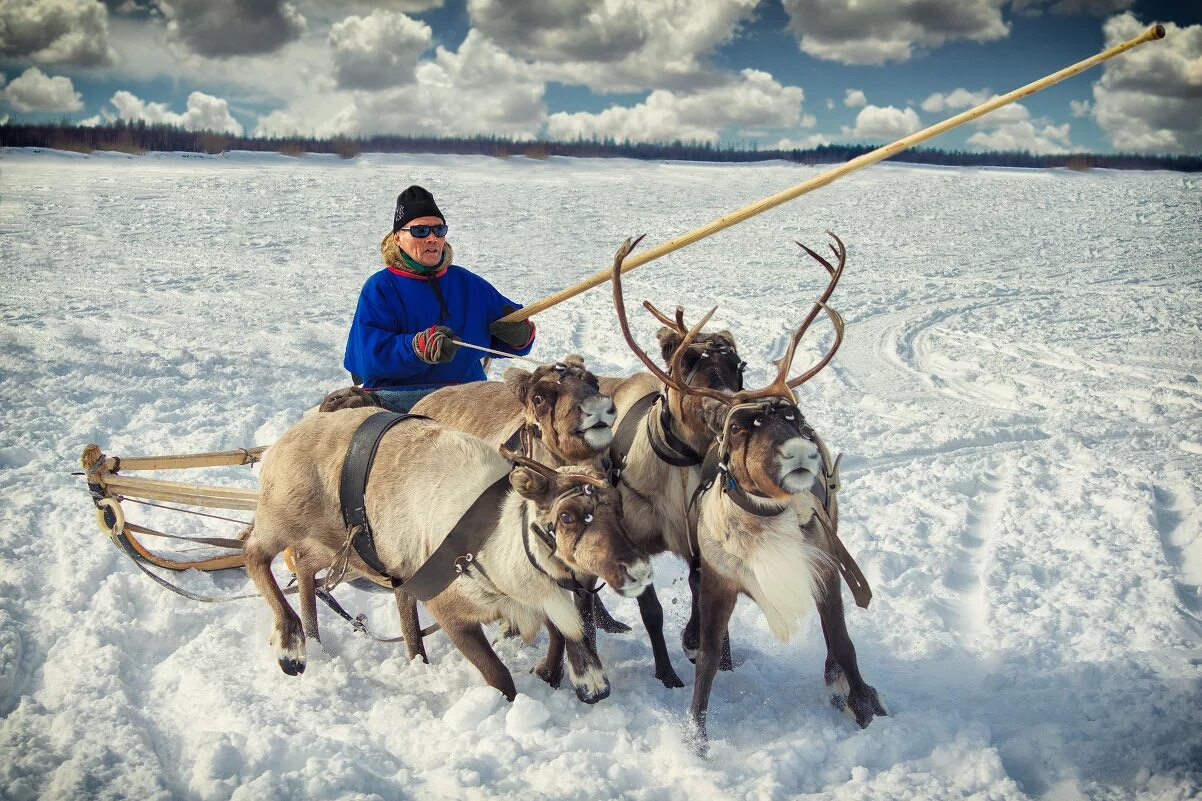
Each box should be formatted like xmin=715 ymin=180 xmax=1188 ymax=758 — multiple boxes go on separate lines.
xmin=533 ymin=623 xmax=565 ymax=689
xmin=294 ymin=554 xmax=321 ymax=648
xmin=574 ymin=586 xmax=598 ymax=651
xmin=393 ymin=588 xmax=428 ymax=664
xmin=592 ymin=592 xmax=632 ymax=634
xmin=817 ymin=563 xmax=887 ymax=728
xmin=688 ymin=565 xmax=738 ymax=756
xmin=436 ymin=615 xmax=517 ymax=701
xmin=563 ymin=630 xmax=611 ymax=705
xmin=244 ymin=542 xmax=305 ymax=676
xmin=683 ymin=562 xmax=733 ymax=671
xmin=637 ymin=585 xmax=684 ymax=688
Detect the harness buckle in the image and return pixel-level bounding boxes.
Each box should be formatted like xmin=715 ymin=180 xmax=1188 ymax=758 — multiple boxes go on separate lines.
xmin=454 ymin=552 xmax=474 ymax=574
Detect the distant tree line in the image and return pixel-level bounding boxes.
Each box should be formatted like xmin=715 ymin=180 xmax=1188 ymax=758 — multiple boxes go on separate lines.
xmin=1 ymin=119 xmax=1198 ymax=172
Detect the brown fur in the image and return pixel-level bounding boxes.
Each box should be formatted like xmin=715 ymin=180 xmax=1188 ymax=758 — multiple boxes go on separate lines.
xmin=244 ymin=407 xmax=647 ymax=702
xmin=411 ymin=354 xmax=613 ymax=470
xmin=318 ymin=386 xmax=384 ymax=412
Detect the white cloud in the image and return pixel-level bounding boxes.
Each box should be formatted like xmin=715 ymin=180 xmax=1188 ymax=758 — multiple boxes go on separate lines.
xmin=1070 ymin=99 xmax=1092 ymax=117
xmin=775 ymin=133 xmax=831 ymax=150
xmin=0 ymin=66 xmax=83 ymax=111
xmin=841 ymin=104 xmax=922 ymax=141
xmin=100 ymin=89 xmax=244 ymax=134
xmin=157 ymin=0 xmax=306 ymax=57
xmin=825 ymin=97 xmax=834 ymax=110
xmin=962 ymin=101 xmax=1075 ymax=153
xmin=545 ymin=68 xmax=807 ymax=144
xmin=1089 ymin=14 xmax=1202 ymax=153
xmin=0 ymin=0 xmax=118 ymax=66
xmin=781 ymin=0 xmax=1009 ymax=65
xmin=329 ymin=9 xmax=432 ymax=90
xmin=967 ymin=120 xmax=1073 ymax=153
xmin=843 ymin=88 xmax=866 ymax=108
xmin=256 ymin=30 xmax=545 ymax=138
xmin=921 ymin=87 xmax=991 ymax=113
xmin=468 ymin=0 xmax=758 ymax=91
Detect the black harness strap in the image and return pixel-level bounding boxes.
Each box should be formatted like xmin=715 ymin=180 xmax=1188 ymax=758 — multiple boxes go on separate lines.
xmin=647 ymin=395 xmax=706 ymax=467
xmin=341 ymin=412 xmax=428 ymax=584
xmin=609 ymin=390 xmax=657 ymax=480
xmin=399 ymin=474 xmax=511 ymax=601
xmin=339 ymin=411 xmax=512 ymax=601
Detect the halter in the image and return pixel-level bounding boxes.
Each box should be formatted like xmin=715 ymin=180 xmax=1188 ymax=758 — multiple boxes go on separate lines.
xmin=691 ymin=397 xmax=816 ymax=521
xmin=682 ymin=340 xmax=747 ymax=392
xmin=520 ymin=481 xmax=606 ymax=596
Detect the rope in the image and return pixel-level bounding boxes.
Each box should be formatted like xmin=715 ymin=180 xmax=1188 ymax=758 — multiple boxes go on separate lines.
xmin=450 ymin=339 xmax=543 ymax=366
xmin=120 ymin=496 xmax=253 ymax=525
xmin=322 ymin=526 xmax=359 ymax=592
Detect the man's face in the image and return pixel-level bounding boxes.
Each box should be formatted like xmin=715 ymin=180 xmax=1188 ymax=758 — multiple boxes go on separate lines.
xmin=395 ymin=215 xmax=446 ymax=267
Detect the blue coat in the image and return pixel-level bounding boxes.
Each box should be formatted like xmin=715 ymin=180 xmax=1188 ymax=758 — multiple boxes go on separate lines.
xmin=343 ymin=263 xmax=535 ymax=390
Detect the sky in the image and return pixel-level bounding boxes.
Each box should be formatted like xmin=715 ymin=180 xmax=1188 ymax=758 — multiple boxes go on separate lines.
xmin=0 ymin=0 xmax=1199 ymax=155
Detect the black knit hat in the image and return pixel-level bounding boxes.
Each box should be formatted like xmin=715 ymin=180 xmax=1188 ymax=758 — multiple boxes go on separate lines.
xmin=392 ymin=185 xmax=445 ymax=232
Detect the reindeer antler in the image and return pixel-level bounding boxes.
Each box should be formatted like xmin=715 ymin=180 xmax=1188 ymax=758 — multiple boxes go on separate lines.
xmin=501 ymin=447 xmax=611 ymax=490
xmin=611 ymin=237 xmax=734 ymax=405
xmin=735 ymin=231 xmax=847 ymax=403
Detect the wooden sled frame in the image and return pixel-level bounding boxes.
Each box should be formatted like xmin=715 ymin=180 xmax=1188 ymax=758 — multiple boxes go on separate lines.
xmin=81 ymin=443 xmax=265 ymax=572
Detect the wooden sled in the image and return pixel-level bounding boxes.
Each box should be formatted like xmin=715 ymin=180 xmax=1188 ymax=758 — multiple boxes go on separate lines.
xmin=81 ymin=443 xmax=263 ymax=573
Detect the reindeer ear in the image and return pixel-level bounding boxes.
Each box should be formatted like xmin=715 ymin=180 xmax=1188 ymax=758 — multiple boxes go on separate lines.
xmin=656 ymin=327 xmax=683 ymax=364
xmin=699 ymin=398 xmax=728 ymax=437
xmin=510 ymin=467 xmax=555 ymax=506
xmin=562 ymin=354 xmax=585 ymax=369
xmin=503 ymin=367 xmax=535 ymax=404
xmin=714 ymin=330 xmax=735 ymax=347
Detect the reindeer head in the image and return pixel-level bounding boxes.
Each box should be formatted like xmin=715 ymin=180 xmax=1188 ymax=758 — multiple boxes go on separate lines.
xmin=609 ymin=236 xmax=747 ymax=441
xmin=503 ymin=355 xmax=617 ymax=463
xmin=506 ymin=453 xmax=652 ymax=599
xmin=612 ymin=232 xmax=847 ymax=502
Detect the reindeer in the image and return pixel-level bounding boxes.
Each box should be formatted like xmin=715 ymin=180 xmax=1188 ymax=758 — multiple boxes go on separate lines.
xmin=609 ymin=233 xmax=887 ymax=749
xmin=408 ymin=355 xmax=625 ymax=685
xmin=244 ymin=407 xmax=652 ymax=703
xmin=413 ymin=332 xmax=748 ymax=689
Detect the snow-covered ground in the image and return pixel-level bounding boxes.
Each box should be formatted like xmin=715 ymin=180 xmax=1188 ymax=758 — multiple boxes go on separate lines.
xmin=1 ymin=149 xmax=1199 ymax=801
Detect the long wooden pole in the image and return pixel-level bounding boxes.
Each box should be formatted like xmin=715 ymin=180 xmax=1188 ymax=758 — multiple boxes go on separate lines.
xmin=501 ymin=23 xmax=1166 ymax=323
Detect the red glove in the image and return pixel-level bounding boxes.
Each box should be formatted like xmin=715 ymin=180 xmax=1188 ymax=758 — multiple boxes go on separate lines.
xmin=413 ymin=325 xmax=460 ymax=364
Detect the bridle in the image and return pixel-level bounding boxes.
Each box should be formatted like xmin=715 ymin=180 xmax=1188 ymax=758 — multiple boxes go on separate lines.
xmin=681 ymin=339 xmax=747 ymax=392
xmin=520 ymin=480 xmax=612 ymax=596
xmin=696 ymin=396 xmax=814 ymax=519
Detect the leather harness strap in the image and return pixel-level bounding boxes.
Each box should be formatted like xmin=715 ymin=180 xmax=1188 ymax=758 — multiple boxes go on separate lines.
xmin=341 ymin=412 xmax=426 ymax=584
xmin=339 ymin=411 xmax=513 ymax=602
xmin=398 ymin=474 xmax=512 ymax=601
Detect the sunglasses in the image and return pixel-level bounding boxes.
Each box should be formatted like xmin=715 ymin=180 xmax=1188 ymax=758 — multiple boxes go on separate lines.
xmin=399 ymin=224 xmax=449 ymax=238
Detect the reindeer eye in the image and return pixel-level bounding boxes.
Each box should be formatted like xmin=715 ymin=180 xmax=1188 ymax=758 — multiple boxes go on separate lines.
xmin=753 ymin=416 xmax=764 ymax=427
xmin=532 ymin=394 xmax=544 ymax=405
xmin=559 ymin=512 xmax=573 ymax=525
xmin=729 ymin=423 xmax=742 ymax=434
xmin=784 ymin=412 xmax=795 ymax=421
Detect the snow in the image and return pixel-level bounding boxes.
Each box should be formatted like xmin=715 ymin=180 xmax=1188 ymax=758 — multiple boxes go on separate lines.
xmin=1 ymin=149 xmax=1199 ymax=800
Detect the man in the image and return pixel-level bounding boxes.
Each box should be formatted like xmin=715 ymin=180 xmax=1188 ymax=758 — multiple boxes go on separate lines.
xmin=343 ymin=185 xmax=536 ymax=412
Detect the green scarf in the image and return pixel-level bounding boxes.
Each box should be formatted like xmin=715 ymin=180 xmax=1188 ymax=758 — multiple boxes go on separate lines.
xmin=399 ymin=249 xmax=443 ymax=275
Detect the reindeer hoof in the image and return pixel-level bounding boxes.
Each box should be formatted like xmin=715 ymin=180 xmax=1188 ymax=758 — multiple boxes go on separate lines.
xmin=597 ymin=617 xmax=632 ymax=635
xmin=847 ymin=684 xmax=888 ymax=728
xmin=656 ymin=666 xmax=685 ymax=689
xmin=271 ymin=628 xmax=306 ymax=676
xmin=278 ymin=656 xmax=306 ymax=676
xmin=575 ymin=683 xmax=610 ymax=705
xmin=533 ymin=660 xmax=563 ymax=689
